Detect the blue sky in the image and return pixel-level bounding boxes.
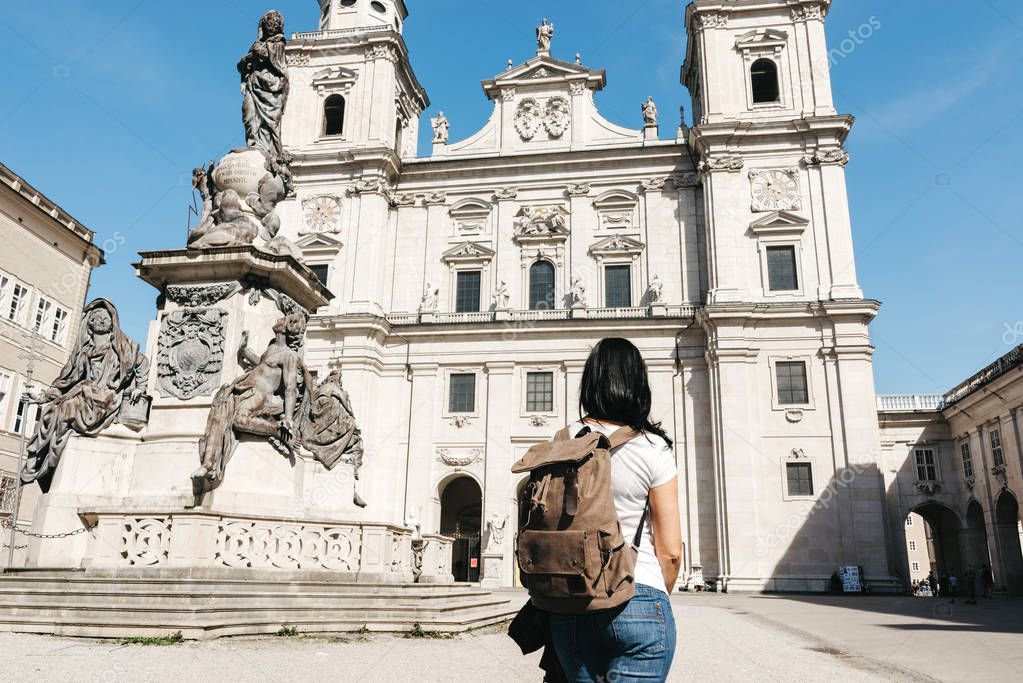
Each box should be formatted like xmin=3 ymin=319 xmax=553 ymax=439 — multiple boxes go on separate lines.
xmin=1 ymin=1 xmax=1021 ymax=394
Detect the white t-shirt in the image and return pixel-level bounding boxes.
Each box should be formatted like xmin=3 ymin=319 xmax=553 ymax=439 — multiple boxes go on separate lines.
xmin=566 ymin=420 xmax=678 ymax=594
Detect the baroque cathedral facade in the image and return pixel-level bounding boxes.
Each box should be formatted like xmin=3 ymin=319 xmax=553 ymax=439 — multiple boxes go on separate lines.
xmin=277 ymin=0 xmax=893 ymax=591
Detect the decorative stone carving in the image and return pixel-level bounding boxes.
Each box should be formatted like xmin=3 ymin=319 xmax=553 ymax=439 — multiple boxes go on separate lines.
xmin=646 ymin=274 xmax=664 ymax=304
xmin=122 ymin=517 xmax=172 ymax=566
xmin=569 ymin=276 xmax=588 ymax=309
xmin=217 ymin=520 xmax=361 ymax=571
xmin=349 ymin=177 xmax=389 ymax=196
xmin=803 ymin=148 xmax=850 ymax=167
xmin=699 ymin=154 xmax=744 ymax=174
xmin=696 ymin=12 xmax=728 ymax=30
xmin=544 ymin=97 xmax=571 ymax=138
xmin=239 ymin=11 xmax=289 ymax=162
xmin=570 ymin=81 xmax=588 ymax=96
xmin=419 ymin=283 xmax=439 ymax=313
xmin=915 ymin=480 xmax=941 ymax=496
xmin=750 ymin=168 xmax=801 ymax=212
xmin=494 ymin=187 xmax=518 ymax=201
xmin=785 ymin=409 xmax=804 ymax=423
xmin=301 ymin=195 xmax=343 ymax=234
xmin=514 ymin=205 xmax=569 ymax=237
xmin=21 ymin=299 xmax=151 ymax=492
xmin=301 ymin=369 xmax=365 ymax=473
xmin=431 ymin=111 xmax=449 ymax=144
xmin=494 ymin=281 xmax=510 ymax=309
xmin=672 ymin=173 xmax=701 ymax=189
xmin=423 ymin=191 xmax=448 ymax=205
xmin=530 ymin=414 xmax=549 ymax=427
xmin=486 ymin=514 xmax=507 ymax=552
xmin=411 ymin=538 xmax=426 ymax=582
xmin=566 ymin=183 xmax=591 ymax=196
xmin=536 ymin=18 xmax=555 ymax=54
xmin=387 ymin=191 xmax=417 ymax=207
xmin=165 ymin=283 xmax=241 ymax=308
xmin=437 ymin=447 xmax=483 ymax=466
xmin=370 ymin=45 xmax=397 ymax=62
xmin=500 ymin=87 xmax=517 ymax=102
xmin=405 ymin=505 xmax=422 ymax=541
xmin=991 ymin=464 xmax=1009 ymax=488
xmin=450 ymin=415 xmax=471 ymax=429
xmin=642 ymin=96 xmax=658 ymax=127
xmin=449 ymin=198 xmax=492 ymax=234
xmin=642 ymin=177 xmax=668 ymax=191
xmin=156 ymin=308 xmax=228 ymax=400
xmin=194 ymin=312 xmax=310 ymax=494
xmin=515 ymin=98 xmax=542 ymax=141
xmin=286 ymin=51 xmax=310 ymax=67
xmin=791 ymin=3 xmax=825 ymax=22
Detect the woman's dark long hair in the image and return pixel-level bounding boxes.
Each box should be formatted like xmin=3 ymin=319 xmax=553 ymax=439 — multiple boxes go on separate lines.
xmin=579 ymin=337 xmax=673 ymax=448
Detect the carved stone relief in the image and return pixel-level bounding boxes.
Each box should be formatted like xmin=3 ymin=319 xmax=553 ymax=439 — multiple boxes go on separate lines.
xmin=544 ymin=97 xmax=571 ymax=138
xmin=515 ymin=98 xmax=542 ymax=141
xmin=165 ymin=283 xmax=241 ymax=308
xmin=157 ymin=307 xmax=228 ymax=400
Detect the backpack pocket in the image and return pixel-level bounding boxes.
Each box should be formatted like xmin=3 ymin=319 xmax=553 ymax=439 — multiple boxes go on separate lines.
xmin=516 ymin=529 xmax=600 ymax=599
xmin=597 ymin=529 xmax=638 ymax=597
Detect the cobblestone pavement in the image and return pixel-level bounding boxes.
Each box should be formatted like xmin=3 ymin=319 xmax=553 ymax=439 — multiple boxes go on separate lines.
xmin=4 ymin=593 xmax=1021 ymax=682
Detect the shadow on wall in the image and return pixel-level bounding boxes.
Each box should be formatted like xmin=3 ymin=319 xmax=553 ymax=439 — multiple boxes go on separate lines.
xmin=749 ymin=462 xmax=891 ymax=594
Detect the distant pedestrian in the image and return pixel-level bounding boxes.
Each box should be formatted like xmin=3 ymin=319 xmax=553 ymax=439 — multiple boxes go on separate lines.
xmin=911 ymin=579 xmax=920 ymax=596
xmin=927 ymin=571 xmax=939 ymax=598
xmin=981 ymin=564 xmax=994 ymax=599
xmin=940 ymin=573 xmax=950 ymax=599
xmin=948 ymin=574 xmax=958 ymax=597
xmin=965 ymin=565 xmax=977 ymax=604
xmin=830 ymin=571 xmax=842 ymax=594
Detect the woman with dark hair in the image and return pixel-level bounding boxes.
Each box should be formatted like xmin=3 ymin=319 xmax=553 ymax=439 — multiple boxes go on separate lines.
xmin=549 ymin=337 xmax=682 ymax=681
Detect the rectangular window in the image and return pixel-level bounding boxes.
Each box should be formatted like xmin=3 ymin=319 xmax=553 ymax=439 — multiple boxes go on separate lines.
xmin=915 ymin=448 xmax=937 ymax=482
xmin=309 ymin=264 xmax=330 ymax=288
xmin=990 ymin=429 xmax=1005 ymax=467
xmin=526 ymin=372 xmax=554 ymax=413
xmin=50 ymin=306 xmax=69 ymax=344
xmin=604 ymin=265 xmax=632 ymax=308
xmin=455 ymin=271 xmax=482 ymax=313
xmin=786 ymin=462 xmax=813 ymax=497
xmin=7 ymin=283 xmax=28 ymax=325
xmin=961 ymin=442 xmax=974 ymax=479
xmin=449 ymin=373 xmax=476 ymax=413
xmin=911 ymin=561 xmax=920 ymax=572
xmin=33 ymin=297 xmax=53 ymax=333
xmin=0 ymin=473 xmax=15 ymax=515
xmin=766 ymin=245 xmax=798 ymax=291
xmin=0 ymin=371 xmax=11 ymax=425
xmin=906 ymin=516 xmax=913 ymax=527
xmin=775 ymin=361 xmax=809 ymax=405
xmin=909 ymin=540 xmax=917 ymax=551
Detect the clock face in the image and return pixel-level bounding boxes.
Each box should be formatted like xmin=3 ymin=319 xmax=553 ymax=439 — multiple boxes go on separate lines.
xmin=303 ymin=196 xmax=342 ymax=233
xmin=751 ymin=169 xmax=800 ymax=212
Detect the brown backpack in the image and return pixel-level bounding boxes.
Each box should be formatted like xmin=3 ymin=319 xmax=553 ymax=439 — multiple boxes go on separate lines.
xmin=512 ymin=425 xmax=646 ymax=614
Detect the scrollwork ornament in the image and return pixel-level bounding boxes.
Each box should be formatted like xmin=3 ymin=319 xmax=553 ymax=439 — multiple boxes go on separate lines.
xmin=157 ymin=308 xmax=228 ymax=400
xmin=165 ymin=283 xmax=241 ymax=308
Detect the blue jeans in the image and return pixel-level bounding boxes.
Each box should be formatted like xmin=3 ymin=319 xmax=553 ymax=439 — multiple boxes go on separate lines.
xmin=549 ymin=583 xmax=676 ymax=682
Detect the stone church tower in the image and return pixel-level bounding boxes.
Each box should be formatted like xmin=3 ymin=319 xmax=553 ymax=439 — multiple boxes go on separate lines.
xmin=273 ymin=0 xmax=896 ymax=591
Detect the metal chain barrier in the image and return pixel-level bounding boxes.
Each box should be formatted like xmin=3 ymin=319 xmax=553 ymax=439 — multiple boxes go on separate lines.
xmin=1 ymin=516 xmax=95 ymax=539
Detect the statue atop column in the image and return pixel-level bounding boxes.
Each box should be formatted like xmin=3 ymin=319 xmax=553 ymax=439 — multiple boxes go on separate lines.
xmin=536 ymin=18 xmax=555 ymax=54
xmin=21 ymin=299 xmax=150 ymax=492
xmin=431 ymin=112 xmax=449 ymax=144
xmin=239 ymin=9 xmax=289 ymax=162
xmin=642 ymin=96 xmax=658 ymax=127
xmin=185 ymin=10 xmax=300 ymax=261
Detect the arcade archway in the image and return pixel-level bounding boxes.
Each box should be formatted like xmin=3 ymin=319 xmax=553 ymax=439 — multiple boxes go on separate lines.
xmin=995 ymin=491 xmax=1023 ymax=594
xmin=905 ymin=503 xmax=963 ymax=588
xmin=439 ymin=476 xmax=482 ymax=582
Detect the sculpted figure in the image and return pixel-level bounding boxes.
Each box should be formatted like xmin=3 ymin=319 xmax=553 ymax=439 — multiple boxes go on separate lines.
xmin=536 ymin=18 xmax=555 ymax=53
xmin=570 ymin=276 xmax=587 ymax=308
xmin=647 ymin=274 xmax=663 ymax=303
xmin=486 ymin=513 xmax=507 ymax=552
xmin=642 ymin=96 xmax=658 ymax=126
xmin=187 ymin=188 xmax=262 ymax=250
xmin=419 ymin=283 xmax=439 ymax=313
xmin=22 ymin=299 xmax=150 ymax=492
xmin=194 ymin=312 xmax=311 ymax=493
xmin=431 ymin=111 xmax=449 ymax=144
xmin=302 ymin=369 xmax=367 ymax=508
xmin=238 ymin=10 xmax=289 ymax=161
xmin=494 ymin=281 xmax=510 ymax=309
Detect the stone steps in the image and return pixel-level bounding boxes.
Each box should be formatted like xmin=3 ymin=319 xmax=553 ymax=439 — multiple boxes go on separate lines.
xmin=0 ymin=571 xmax=522 ymax=639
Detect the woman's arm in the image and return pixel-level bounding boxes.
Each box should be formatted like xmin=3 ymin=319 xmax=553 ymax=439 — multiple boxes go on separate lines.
xmin=649 ymin=476 xmax=683 ymax=592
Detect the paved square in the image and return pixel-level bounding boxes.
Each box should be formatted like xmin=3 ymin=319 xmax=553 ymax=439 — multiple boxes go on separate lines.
xmin=5 ymin=593 xmax=1021 ymax=681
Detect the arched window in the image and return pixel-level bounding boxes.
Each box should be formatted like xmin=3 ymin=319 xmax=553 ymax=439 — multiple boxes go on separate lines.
xmin=751 ymin=58 xmax=780 ymax=104
xmin=323 ymin=94 xmax=345 ymax=137
xmin=529 ymin=261 xmax=556 ymax=311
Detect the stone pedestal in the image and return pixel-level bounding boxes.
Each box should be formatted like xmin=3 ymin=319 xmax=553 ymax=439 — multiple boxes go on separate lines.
xmin=480 ymin=551 xmax=505 ymax=588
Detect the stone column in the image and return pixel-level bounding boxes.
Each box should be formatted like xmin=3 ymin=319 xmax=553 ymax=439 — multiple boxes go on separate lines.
xmin=482 ymin=361 xmax=514 ymax=587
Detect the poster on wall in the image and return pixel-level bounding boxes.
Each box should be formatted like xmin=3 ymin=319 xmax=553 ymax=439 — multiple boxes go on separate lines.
xmin=840 ymin=565 xmax=863 ymax=592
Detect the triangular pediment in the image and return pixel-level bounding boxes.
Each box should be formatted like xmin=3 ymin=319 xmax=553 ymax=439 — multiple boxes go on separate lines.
xmin=749 ymin=211 xmax=808 ymax=235
xmin=735 ymin=28 xmax=788 ymax=51
xmin=589 ymin=235 xmax=645 ymax=256
xmin=442 ymin=241 xmax=496 ymax=262
xmin=296 ymin=233 xmax=344 ymax=249
xmin=483 ymin=55 xmax=605 ymax=99
xmin=312 ymin=66 xmax=358 ymax=93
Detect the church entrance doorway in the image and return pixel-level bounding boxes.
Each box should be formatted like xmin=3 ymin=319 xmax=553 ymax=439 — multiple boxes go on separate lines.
xmin=440 ymin=476 xmax=482 ymax=583
xmin=995 ymin=491 xmax=1023 ymax=594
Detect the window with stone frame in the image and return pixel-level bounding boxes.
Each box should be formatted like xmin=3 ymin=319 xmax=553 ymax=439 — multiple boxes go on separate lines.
xmin=911 ymin=561 xmax=920 ymax=572
xmin=990 ymin=428 xmax=1005 ymax=467
xmin=448 ymin=373 xmax=476 ymax=414
xmin=525 ymin=372 xmax=554 ymax=413
xmin=909 ymin=541 xmax=917 ymax=552
xmin=323 ymin=94 xmax=346 ymax=137
xmin=766 ymin=245 xmax=798 ymax=291
xmin=906 ymin=516 xmax=913 ymax=527
xmin=751 ymin=58 xmax=780 ymax=104
xmin=961 ymin=442 xmax=974 ymax=479
xmin=775 ymin=361 xmax=809 ymax=405
xmin=604 ymin=265 xmax=632 ymax=308
xmin=309 ymin=264 xmax=330 ymax=288
xmin=5 ymin=281 xmax=29 ymax=326
xmin=914 ymin=448 xmax=938 ymax=482
xmin=528 ymin=261 xmax=556 ymax=311
xmin=455 ymin=270 xmax=482 ymax=313
xmin=785 ymin=462 xmax=813 ymax=497
xmin=13 ymin=397 xmax=38 ymax=436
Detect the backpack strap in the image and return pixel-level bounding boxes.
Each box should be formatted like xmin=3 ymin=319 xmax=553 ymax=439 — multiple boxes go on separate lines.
xmin=554 ymin=426 xmax=575 ymax=442
xmin=607 ymin=426 xmax=640 ymax=449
